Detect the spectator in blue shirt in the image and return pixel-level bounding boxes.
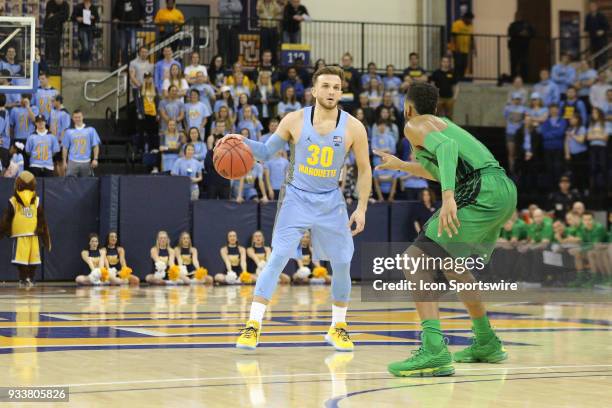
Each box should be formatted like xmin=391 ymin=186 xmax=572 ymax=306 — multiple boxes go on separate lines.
xmin=34 ymin=73 xmax=58 ymax=122
xmin=361 ymin=62 xmax=383 ymax=89
xmin=526 ymin=92 xmax=549 ymax=131
xmin=62 ymin=110 xmax=101 ymax=177
xmin=49 ymin=95 xmax=71 ymax=144
xmin=373 ymin=168 xmax=398 ymax=202
xmin=4 ymin=141 xmax=25 ymax=177
xmin=160 ymin=119 xmax=183 ymax=172
xmin=371 ymin=119 xmax=396 ymax=166
xmin=236 ymin=93 xmax=259 ymax=122
xmin=171 ymin=143 xmax=203 ymax=201
xmin=0 ymin=94 xmax=10 ymax=170
xmin=564 ymin=113 xmax=588 ymax=192
xmin=540 ymin=104 xmax=567 ymax=186
xmin=26 ymin=115 xmax=60 ymax=177
xmin=154 ymin=46 xmax=181 ymax=93
xmin=575 ymin=60 xmax=598 ymax=111
xmin=280 ymin=66 xmax=305 ymax=101
xmin=10 ymin=95 xmax=39 ymax=142
xmin=236 ymin=162 xmax=268 ymax=203
xmin=551 ymin=53 xmax=576 ymax=96
xmin=190 ymin=71 xmax=216 ymax=115
xmin=264 ymin=150 xmax=289 ymax=200
xmin=504 ymin=92 xmax=527 ymax=174
xmin=396 ymin=152 xmax=428 ymax=200
xmin=382 ymin=64 xmax=402 ymax=94
xmin=159 ymin=85 xmax=185 ymax=131
xmin=534 ymin=69 xmax=561 ymax=106
xmin=184 ymin=89 xmax=211 ymax=134
xmin=236 ymin=105 xmax=263 ymax=140
xmin=560 ymin=86 xmax=588 ymax=126
xmin=183 ymin=127 xmax=207 ymax=164
xmin=0 ymin=47 xmax=22 ymax=76
xmin=277 ymin=86 xmax=302 ymax=118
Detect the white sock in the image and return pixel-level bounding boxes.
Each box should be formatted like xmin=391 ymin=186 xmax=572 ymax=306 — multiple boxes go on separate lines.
xmin=331 ymin=305 xmax=347 ymax=326
xmin=249 ymin=302 xmax=267 ymax=324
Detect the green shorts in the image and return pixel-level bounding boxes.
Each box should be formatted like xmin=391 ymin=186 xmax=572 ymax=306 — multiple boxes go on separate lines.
xmin=423 ymin=168 xmax=517 ymax=262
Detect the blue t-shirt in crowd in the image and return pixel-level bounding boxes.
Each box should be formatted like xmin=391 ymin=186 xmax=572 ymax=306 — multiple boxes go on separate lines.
xmin=0 ymin=109 xmax=10 ymax=149
xmin=184 ymin=101 xmax=211 ymax=130
xmin=540 ymin=117 xmax=567 ymax=150
xmin=243 ymin=162 xmax=263 ymax=199
xmin=34 ymin=87 xmax=59 ymax=121
xmin=277 ymin=101 xmax=302 ymax=116
xmin=577 ymin=69 xmax=598 ymax=97
xmin=11 ymin=153 xmax=24 ymax=176
xmin=190 ymin=83 xmax=216 ymax=113
xmin=50 ymin=108 xmax=71 ymax=141
xmin=25 ymin=131 xmax=60 ymax=170
xmin=383 ymin=76 xmax=402 ymax=92
xmin=371 ymin=129 xmax=396 ymax=165
xmin=10 ymin=106 xmax=39 ymax=141
xmin=171 ymin=157 xmax=203 ymax=191
xmin=398 ymin=170 xmax=428 ymax=189
xmin=504 ymin=104 xmax=527 ymax=136
xmin=551 ymin=63 xmax=576 ymax=94
xmin=373 ymin=168 xmax=398 ymax=194
xmin=566 ymin=126 xmax=588 ymax=155
xmin=237 ymin=105 xmax=259 ymax=122
xmin=184 ymin=141 xmax=207 ymax=162
xmin=63 ymin=126 xmax=101 ymax=162
xmin=154 ymin=59 xmax=181 ymax=92
xmin=0 ymin=60 xmax=22 ymax=75
xmin=159 ymin=99 xmax=185 ymax=130
xmin=361 ymin=73 xmax=383 ymax=88
xmin=237 ymin=119 xmax=264 ymax=140
xmin=533 ymin=80 xmax=560 ymax=106
xmin=264 ymin=155 xmax=289 ymax=190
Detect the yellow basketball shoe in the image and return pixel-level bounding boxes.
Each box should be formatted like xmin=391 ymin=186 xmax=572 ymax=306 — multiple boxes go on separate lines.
xmin=236 ymin=320 xmax=261 ymax=350
xmin=325 ymin=322 xmax=354 ymax=352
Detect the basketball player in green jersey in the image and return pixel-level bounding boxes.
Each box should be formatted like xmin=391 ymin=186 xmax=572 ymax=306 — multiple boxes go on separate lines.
xmin=375 ymin=82 xmax=517 ymax=377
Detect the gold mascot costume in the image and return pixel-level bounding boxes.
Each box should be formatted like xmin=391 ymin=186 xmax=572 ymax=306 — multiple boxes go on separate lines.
xmin=0 ymin=171 xmax=51 ymax=286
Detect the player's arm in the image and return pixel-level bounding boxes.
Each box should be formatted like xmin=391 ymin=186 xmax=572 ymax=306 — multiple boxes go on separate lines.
xmin=348 ymin=118 xmax=371 ymax=236
xmin=217 ymin=111 xmax=295 ymax=161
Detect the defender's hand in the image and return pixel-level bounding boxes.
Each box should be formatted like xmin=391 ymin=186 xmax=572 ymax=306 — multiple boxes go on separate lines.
xmin=373 ymin=150 xmax=404 ymax=171
xmin=438 ymin=193 xmax=460 ymax=238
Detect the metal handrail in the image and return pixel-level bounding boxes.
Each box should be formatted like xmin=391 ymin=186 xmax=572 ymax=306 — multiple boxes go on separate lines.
xmin=82 ymin=30 xmax=195 ymax=119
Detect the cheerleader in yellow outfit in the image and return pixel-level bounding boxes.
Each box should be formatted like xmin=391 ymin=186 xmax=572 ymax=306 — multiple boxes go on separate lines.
xmin=0 ymin=171 xmax=51 ymax=288
xmin=104 ymin=231 xmax=140 ymax=286
xmin=75 ymin=234 xmax=108 ymax=285
xmin=174 ymin=231 xmax=213 ymax=284
xmin=217 ymin=230 xmax=253 ymax=284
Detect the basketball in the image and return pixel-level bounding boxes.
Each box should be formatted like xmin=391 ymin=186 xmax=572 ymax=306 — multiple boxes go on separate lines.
xmin=213 ymin=137 xmax=255 ymax=179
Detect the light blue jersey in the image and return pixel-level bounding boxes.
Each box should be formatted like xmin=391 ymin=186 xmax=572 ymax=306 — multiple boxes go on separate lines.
xmin=0 ymin=110 xmax=10 ymax=150
xmin=50 ymin=108 xmax=71 ymax=142
xmin=63 ymin=126 xmax=101 ymax=162
xmin=171 ymin=157 xmax=203 ymax=191
xmin=34 ymin=87 xmax=58 ymax=121
xmin=25 ymin=131 xmax=60 ymax=170
xmin=10 ymin=106 xmax=39 ymax=141
xmin=287 ymin=106 xmax=348 ymax=193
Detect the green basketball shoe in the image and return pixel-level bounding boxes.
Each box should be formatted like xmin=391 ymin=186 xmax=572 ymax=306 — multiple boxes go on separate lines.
xmin=453 ymin=335 xmax=508 ymax=363
xmin=388 ymin=345 xmax=455 ymax=377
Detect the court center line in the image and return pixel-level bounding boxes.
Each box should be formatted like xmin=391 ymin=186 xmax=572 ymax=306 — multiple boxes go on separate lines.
xmin=39 ymin=364 xmax=612 ymax=388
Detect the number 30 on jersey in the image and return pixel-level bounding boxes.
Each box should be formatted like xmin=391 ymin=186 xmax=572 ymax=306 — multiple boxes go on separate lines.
xmin=306 ymin=145 xmax=334 ymax=167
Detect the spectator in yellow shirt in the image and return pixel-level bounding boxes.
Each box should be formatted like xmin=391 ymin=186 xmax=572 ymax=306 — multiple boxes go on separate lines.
xmin=154 ymin=0 xmax=185 ymax=42
xmin=451 ymin=11 xmax=475 ymax=82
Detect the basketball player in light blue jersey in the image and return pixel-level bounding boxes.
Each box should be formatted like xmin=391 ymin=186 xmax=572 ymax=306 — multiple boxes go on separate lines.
xmin=219 ymin=66 xmax=372 ymax=352
xmin=34 ymin=73 xmax=58 ymax=122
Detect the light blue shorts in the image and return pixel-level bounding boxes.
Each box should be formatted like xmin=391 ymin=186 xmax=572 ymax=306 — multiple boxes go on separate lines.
xmin=271 ymin=184 xmax=354 ymax=263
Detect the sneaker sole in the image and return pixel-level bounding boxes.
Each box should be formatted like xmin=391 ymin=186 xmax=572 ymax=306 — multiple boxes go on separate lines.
xmin=389 ymin=364 xmax=455 ymax=377
xmin=324 ymin=334 xmax=354 ymax=352
xmin=455 ymin=351 xmax=508 ymax=364
xmin=236 ymin=342 xmax=259 ymax=350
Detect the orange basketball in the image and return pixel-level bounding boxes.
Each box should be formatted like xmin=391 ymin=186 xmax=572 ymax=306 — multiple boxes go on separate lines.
xmin=213 ymin=137 xmax=255 ymax=180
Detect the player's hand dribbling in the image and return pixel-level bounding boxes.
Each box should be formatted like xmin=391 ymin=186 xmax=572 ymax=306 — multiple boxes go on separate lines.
xmin=348 ymin=208 xmax=366 ymax=236
xmin=438 ymin=191 xmax=460 ymax=238
xmin=215 ymin=134 xmax=245 ymax=150
xmin=373 ymin=150 xmax=404 ymax=171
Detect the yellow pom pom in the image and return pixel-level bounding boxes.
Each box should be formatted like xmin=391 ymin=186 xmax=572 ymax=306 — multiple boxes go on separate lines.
xmin=168 ymin=265 xmax=180 ymax=281
xmin=239 ymin=271 xmax=253 ymax=284
xmin=100 ymin=267 xmax=110 ymax=282
xmin=313 ymin=266 xmax=328 ymax=278
xmin=195 ymin=267 xmax=208 ymax=280
xmin=119 ymin=266 xmax=133 ymax=280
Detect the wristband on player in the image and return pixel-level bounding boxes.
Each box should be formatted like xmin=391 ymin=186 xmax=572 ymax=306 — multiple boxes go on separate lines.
xmin=424 ymin=130 xmax=458 ymax=192
xmin=243 ymin=133 xmax=286 ymax=161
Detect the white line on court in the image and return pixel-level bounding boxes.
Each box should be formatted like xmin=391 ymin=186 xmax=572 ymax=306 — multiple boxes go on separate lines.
xmin=39 ymin=364 xmax=612 ymax=389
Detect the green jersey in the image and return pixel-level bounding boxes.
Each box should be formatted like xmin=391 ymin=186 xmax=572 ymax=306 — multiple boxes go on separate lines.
xmin=527 ymin=218 xmax=554 ymax=243
xmin=577 ymin=222 xmax=607 ymax=249
xmin=414 ymin=117 xmax=504 ymax=187
xmin=499 ymin=219 xmax=527 ymax=240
